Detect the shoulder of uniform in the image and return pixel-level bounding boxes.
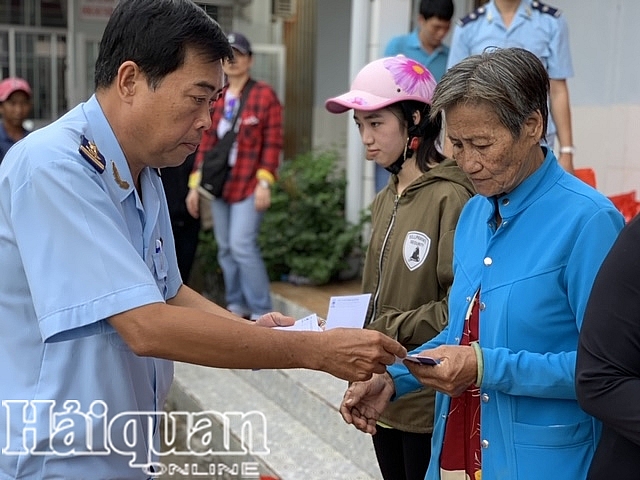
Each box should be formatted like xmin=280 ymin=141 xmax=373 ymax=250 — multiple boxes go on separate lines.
xmin=78 ymin=134 xmax=105 ymax=173
xmin=531 ymin=1 xmax=562 ymax=18
xmin=457 ymin=5 xmax=488 ymax=27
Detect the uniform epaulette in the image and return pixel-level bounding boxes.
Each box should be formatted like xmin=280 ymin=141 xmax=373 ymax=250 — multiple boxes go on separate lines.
xmin=531 ymin=1 xmax=561 ymax=18
xmin=457 ymin=5 xmax=488 ymax=26
xmin=78 ymin=135 xmax=106 ymax=173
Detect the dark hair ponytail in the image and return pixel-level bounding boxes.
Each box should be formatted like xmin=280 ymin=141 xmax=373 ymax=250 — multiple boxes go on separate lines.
xmin=400 ymin=100 xmax=445 ymax=173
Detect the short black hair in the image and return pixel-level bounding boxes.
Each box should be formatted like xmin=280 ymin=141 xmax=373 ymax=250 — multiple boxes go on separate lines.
xmin=419 ymin=0 xmax=454 ymax=21
xmin=94 ymin=0 xmax=232 ymax=90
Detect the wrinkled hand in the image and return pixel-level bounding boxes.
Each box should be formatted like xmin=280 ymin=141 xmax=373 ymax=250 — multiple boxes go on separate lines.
xmin=186 ymin=188 xmax=200 ymax=219
xmin=340 ymin=373 xmax=395 ymax=435
xmin=405 ymin=345 xmax=477 ymax=397
xmin=255 ymin=312 xmax=295 ymax=328
xmin=318 ymin=328 xmax=406 ymax=383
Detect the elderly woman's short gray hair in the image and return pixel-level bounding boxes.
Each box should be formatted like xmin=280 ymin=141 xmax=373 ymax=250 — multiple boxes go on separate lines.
xmin=431 ymin=47 xmax=549 ymax=140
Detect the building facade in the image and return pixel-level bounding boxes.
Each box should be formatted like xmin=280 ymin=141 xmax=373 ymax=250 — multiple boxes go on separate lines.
xmin=0 ymin=0 xmax=284 ymax=128
xmin=1 ymin=0 xmax=638 ymax=216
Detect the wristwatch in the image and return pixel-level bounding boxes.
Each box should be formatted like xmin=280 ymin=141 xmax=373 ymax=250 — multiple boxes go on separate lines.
xmin=559 ymin=146 xmax=576 ymax=155
xmin=258 ymin=179 xmax=271 ymax=189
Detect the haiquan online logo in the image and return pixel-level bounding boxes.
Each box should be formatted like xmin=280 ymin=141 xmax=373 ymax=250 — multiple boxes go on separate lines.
xmin=2 ymin=400 xmax=269 ymax=477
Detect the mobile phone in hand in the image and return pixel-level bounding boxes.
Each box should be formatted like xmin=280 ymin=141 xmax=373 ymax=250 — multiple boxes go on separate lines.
xmin=404 ymin=355 xmax=439 ymax=366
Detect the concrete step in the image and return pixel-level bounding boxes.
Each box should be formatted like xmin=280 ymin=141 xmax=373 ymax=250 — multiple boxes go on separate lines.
xmin=228 ymin=368 xmax=381 ymax=478
xmin=162 ymin=291 xmax=383 ymax=480
xmin=166 ymin=364 xmax=381 ymax=480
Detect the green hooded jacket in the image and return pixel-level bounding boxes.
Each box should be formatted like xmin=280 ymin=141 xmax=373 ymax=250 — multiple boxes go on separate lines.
xmin=362 ymin=157 xmax=475 ymax=432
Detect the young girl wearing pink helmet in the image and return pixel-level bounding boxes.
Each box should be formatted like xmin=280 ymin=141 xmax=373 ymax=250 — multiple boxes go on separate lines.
xmin=326 ymin=56 xmax=475 ymax=480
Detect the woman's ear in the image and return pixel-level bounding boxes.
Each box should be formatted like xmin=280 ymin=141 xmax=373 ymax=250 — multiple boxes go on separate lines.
xmin=524 ymin=110 xmax=544 ymax=142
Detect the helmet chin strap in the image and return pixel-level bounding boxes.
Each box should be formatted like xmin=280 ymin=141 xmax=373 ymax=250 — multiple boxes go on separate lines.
xmin=385 ymin=136 xmax=419 ymax=174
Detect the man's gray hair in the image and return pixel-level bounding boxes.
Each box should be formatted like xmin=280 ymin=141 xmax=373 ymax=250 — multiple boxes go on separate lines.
xmin=431 ymin=47 xmax=549 ymax=139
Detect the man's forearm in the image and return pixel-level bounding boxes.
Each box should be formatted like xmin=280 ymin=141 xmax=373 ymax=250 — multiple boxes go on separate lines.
xmin=168 ymin=284 xmax=246 ymax=322
xmin=108 ymin=300 xmax=406 ymax=383
xmin=110 ymin=302 xmax=323 ymax=370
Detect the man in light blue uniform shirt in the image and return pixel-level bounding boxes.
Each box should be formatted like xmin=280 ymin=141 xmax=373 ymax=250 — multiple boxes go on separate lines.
xmin=447 ymin=0 xmax=576 ymax=173
xmin=384 ymin=0 xmax=455 ymax=83
xmin=0 ymin=94 xmax=180 ymax=478
xmin=0 ymin=1 xmax=407 ymax=478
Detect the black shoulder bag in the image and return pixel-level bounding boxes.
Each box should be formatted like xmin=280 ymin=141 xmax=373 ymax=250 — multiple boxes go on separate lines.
xmin=200 ymin=79 xmax=255 ymax=198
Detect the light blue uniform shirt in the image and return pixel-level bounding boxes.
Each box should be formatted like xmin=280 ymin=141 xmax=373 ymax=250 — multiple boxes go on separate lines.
xmin=389 ymin=149 xmax=624 ymax=479
xmin=0 ymin=95 xmax=182 ymax=479
xmin=447 ymin=0 xmax=573 ymax=139
xmin=384 ymin=30 xmax=450 ymax=82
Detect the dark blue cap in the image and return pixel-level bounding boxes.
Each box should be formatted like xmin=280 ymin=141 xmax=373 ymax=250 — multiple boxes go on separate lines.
xmin=227 ymin=32 xmax=252 ymax=55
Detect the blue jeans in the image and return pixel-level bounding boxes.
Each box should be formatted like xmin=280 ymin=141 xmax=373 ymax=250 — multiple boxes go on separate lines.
xmin=210 ymin=194 xmax=272 ymax=318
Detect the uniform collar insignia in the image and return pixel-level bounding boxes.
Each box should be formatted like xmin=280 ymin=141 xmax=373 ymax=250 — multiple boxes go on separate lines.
xmin=78 ymin=135 xmax=106 ymax=173
xmin=111 ymin=161 xmax=130 ymax=190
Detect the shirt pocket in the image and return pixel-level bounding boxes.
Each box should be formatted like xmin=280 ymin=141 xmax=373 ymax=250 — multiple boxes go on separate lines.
xmin=152 ymin=250 xmax=168 ymax=280
xmin=237 ymin=119 xmax=260 ymax=149
xmin=152 ymin=250 xmax=168 ymax=298
xmin=512 ymin=419 xmax=595 ymax=478
xmin=525 ymin=31 xmax=551 ymax=69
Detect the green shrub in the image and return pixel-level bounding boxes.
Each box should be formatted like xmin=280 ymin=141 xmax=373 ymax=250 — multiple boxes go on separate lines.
xmin=259 ymin=150 xmax=364 ymax=285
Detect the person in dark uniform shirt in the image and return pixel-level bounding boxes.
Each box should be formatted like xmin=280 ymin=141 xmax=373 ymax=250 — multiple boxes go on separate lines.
xmin=161 ymin=152 xmax=200 ymax=282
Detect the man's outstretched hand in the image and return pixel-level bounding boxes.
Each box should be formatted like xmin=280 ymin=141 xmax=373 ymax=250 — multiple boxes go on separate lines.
xmin=317 ymin=328 xmax=406 ymax=383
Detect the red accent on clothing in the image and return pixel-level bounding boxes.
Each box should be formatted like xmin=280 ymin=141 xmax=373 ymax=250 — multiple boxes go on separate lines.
xmin=194 ymin=80 xmax=282 ymax=203
xmin=440 ymin=292 xmax=481 ymax=476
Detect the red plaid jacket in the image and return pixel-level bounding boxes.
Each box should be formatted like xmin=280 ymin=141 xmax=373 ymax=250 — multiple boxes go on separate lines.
xmin=194 ymin=79 xmax=283 ymax=203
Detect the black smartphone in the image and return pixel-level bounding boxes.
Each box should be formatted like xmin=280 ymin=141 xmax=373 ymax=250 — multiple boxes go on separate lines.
xmin=404 ymin=355 xmax=439 ymax=366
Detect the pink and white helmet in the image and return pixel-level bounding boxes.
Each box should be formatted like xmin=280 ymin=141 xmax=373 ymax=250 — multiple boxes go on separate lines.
xmin=325 ymin=55 xmax=437 ymax=114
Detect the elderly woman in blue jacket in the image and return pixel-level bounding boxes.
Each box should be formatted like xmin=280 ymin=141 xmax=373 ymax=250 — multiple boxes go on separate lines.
xmin=340 ymin=47 xmax=624 ymax=480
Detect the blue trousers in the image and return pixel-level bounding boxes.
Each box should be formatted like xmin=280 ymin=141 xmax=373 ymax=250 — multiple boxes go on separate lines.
xmin=210 ymin=194 xmax=272 ymax=319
